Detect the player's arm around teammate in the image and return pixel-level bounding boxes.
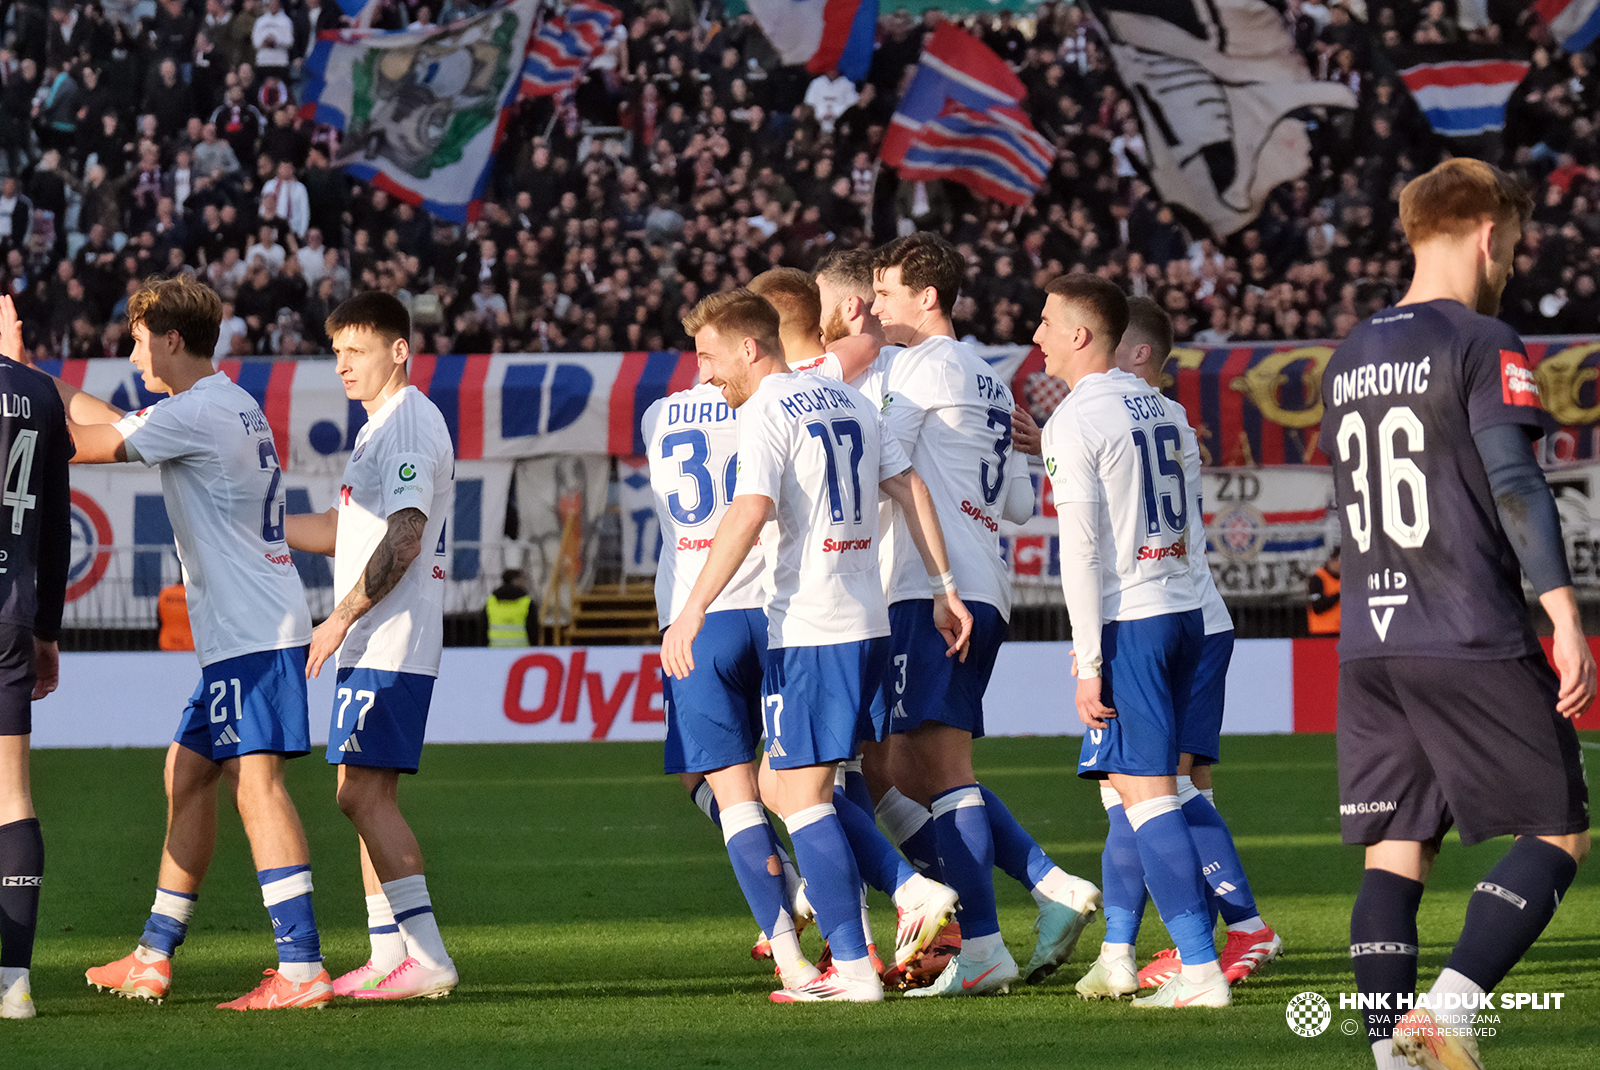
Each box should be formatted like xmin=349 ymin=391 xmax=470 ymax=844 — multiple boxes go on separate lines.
xmin=284 ymin=293 xmax=458 ymax=999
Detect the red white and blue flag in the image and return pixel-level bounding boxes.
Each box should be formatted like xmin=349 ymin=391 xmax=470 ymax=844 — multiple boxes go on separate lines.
xmin=743 ymin=0 xmax=878 ymax=82
xmin=521 ymin=1 xmax=620 ymax=98
xmin=881 ymin=23 xmax=1028 ymax=168
xmin=1534 ymin=0 xmax=1600 ymax=52
xmin=1399 ymin=59 xmax=1529 ymax=137
xmin=895 ymin=102 xmax=1055 ymax=208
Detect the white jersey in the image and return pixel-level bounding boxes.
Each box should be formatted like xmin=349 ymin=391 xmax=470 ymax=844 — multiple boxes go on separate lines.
xmin=1172 ymin=400 xmax=1232 ymax=635
xmin=642 ymin=383 xmax=770 ymax=628
xmin=734 ymin=371 xmax=910 ymax=648
xmin=333 ymin=386 xmax=455 ymax=675
xmin=878 ymin=335 xmax=1029 ymax=617
xmin=793 ymin=345 xmax=902 ymax=398
xmin=1042 ymin=368 xmax=1201 ymax=622
xmin=116 ymin=373 xmax=312 ymax=667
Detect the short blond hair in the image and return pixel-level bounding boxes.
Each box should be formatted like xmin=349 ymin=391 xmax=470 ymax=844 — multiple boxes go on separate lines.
xmin=682 ymin=289 xmax=782 ymax=356
xmin=128 ymin=274 xmax=223 ymax=358
xmin=1398 ymin=159 xmax=1532 ymax=245
xmin=750 ymin=267 xmax=822 ymax=338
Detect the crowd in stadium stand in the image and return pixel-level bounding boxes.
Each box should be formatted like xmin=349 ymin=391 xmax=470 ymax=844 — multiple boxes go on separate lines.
xmin=0 ymin=0 xmax=1596 ymax=363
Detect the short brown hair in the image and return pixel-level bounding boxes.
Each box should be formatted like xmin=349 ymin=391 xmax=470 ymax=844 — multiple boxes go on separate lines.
xmin=1398 ymin=159 xmax=1533 ymax=245
xmin=814 ymin=247 xmax=875 ymax=300
xmin=326 ymin=290 xmax=411 ymax=346
xmin=1044 ymin=273 xmax=1129 ymax=348
xmin=749 ymin=268 xmax=822 ymax=339
xmin=1124 ymin=296 xmax=1174 ymax=361
xmin=682 ymin=289 xmax=782 ymax=357
xmin=127 ymin=274 xmax=222 ymax=358
xmin=872 ymin=232 xmax=964 ymax=316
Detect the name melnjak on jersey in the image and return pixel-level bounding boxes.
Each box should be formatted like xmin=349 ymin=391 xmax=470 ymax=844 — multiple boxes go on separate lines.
xmin=779 ymin=384 xmax=858 ymax=419
xmin=1329 ymin=356 xmax=1431 ymax=406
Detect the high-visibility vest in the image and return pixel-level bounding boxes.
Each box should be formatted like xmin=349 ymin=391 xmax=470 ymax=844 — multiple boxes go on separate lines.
xmin=486 ymin=594 xmax=531 ymax=647
xmin=1307 ymin=568 xmax=1341 ymax=634
xmin=158 ymin=583 xmax=195 ymax=651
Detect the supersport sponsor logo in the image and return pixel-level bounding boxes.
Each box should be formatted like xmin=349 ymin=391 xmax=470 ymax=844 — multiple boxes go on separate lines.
xmin=821 ymin=537 xmax=873 ymax=552
xmin=961 ymin=500 xmax=998 ymax=532
xmin=264 ymin=551 xmax=293 ymax=566
xmin=677 ymin=536 xmax=715 ymax=552
xmin=1136 ymin=541 xmax=1187 ymax=561
xmin=1500 ymin=349 xmax=1541 ymax=408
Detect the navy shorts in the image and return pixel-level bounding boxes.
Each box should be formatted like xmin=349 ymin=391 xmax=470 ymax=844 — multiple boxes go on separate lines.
xmin=662 ymin=608 xmax=768 ymax=775
xmin=0 ymin=624 xmax=34 ymax=736
xmin=1077 ymin=610 xmax=1203 ymax=779
xmin=1337 ymin=655 xmax=1590 ymax=847
xmin=176 ymin=646 xmax=311 ymax=761
xmin=1180 ymin=630 xmax=1234 ymax=766
xmin=884 ymin=599 xmax=1006 ymax=739
xmin=763 ymin=637 xmax=891 ymax=770
xmin=326 ymin=667 xmax=436 ymax=774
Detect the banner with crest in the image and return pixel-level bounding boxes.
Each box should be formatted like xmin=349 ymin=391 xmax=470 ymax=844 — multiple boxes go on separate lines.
xmin=299 ymin=0 xmax=541 ymax=222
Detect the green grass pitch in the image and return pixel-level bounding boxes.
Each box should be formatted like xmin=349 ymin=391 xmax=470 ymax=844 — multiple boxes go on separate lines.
xmin=6 ymin=734 xmax=1597 ymax=1068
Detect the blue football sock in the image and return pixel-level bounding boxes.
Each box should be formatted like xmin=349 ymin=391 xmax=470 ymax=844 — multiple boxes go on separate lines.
xmin=1100 ymin=789 xmax=1147 ymax=946
xmin=691 ymin=780 xmax=721 ymax=829
xmin=931 ymin=785 xmax=1000 ymax=939
xmin=139 ymin=887 xmax=197 ymax=958
xmin=979 ymin=785 xmax=1055 ymax=888
xmin=874 ymin=788 xmax=942 ymax=879
xmin=785 ymin=803 xmax=869 ymax=962
xmin=258 ymin=865 xmax=321 ymax=964
xmin=832 ymin=788 xmax=916 ymax=895
xmin=840 ymin=758 xmax=875 ymax=817
xmin=1125 ymin=797 xmax=1215 ymax=965
xmin=720 ymin=801 xmax=788 ymax=938
xmin=1181 ymin=791 xmax=1260 ymax=926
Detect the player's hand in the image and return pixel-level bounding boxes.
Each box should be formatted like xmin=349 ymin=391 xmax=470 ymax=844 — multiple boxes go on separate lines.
xmin=661 ymin=608 xmax=704 ymax=680
xmin=31 ymin=638 xmax=58 ymax=700
xmin=1011 ymin=404 xmax=1042 ymax=457
xmin=1550 ymin=623 xmax=1597 ymax=718
xmin=1076 ymin=675 xmax=1115 ymax=729
xmin=1070 ymin=648 xmax=1078 ymax=676
xmin=306 ymin=615 xmax=349 ymax=679
xmin=932 ymin=591 xmax=972 ymax=662
xmin=0 ymin=296 xmax=25 ymax=364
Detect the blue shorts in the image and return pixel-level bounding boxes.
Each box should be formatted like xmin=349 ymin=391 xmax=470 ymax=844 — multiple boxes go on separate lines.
xmin=176 ymin=646 xmax=311 ymax=761
xmin=325 ymin=667 xmax=436 ymax=773
xmin=763 ymin=637 xmax=891 ymax=770
xmin=1077 ymin=610 xmax=1202 ymax=779
xmin=662 ymin=608 xmax=768 ymax=775
xmin=1180 ymin=630 xmax=1234 ymax=766
xmin=885 ymin=599 xmax=1006 ymax=738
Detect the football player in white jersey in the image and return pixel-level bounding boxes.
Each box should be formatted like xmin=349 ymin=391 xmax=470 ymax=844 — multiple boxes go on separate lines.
xmin=283 ymin=293 xmax=458 ymax=1000
xmin=1111 ymin=298 xmax=1281 ymax=990
xmin=866 ymin=235 xmax=1101 ymax=997
xmin=19 ymin=276 xmax=331 ymax=1010
xmin=643 ymin=361 xmax=820 ymax=991
xmin=754 ymin=263 xmax=882 ymax=390
xmin=661 ymin=290 xmax=969 ymax=1003
xmin=1035 ymin=273 xmax=1228 ymax=1009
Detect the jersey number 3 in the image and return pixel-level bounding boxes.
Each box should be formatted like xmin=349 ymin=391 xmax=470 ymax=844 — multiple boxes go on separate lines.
xmin=1336 ymin=407 xmax=1429 ymax=553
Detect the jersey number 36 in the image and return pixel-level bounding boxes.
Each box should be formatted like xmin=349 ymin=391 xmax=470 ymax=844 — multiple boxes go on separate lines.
xmin=1336 ymin=406 xmax=1429 ymax=552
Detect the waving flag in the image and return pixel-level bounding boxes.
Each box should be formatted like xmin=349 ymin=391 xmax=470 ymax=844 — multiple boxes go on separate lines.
xmin=881 ymin=23 xmax=1027 ymax=167
xmin=896 ymin=103 xmax=1055 ymax=207
xmin=1534 ymin=0 xmax=1600 ymax=51
xmin=300 ymin=0 xmax=541 ymax=222
xmin=1400 ymin=59 xmax=1529 ymax=137
xmin=743 ymin=0 xmax=878 ymax=82
xmin=521 ymin=0 xmax=620 ymax=97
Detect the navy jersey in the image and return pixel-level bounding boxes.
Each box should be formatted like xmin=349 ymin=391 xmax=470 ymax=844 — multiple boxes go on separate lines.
xmin=0 ymin=359 xmax=72 ymax=641
xmin=1318 ymin=300 xmax=1548 ymax=661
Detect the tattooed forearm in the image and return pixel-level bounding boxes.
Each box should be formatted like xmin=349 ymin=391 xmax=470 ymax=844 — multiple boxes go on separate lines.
xmin=332 ymin=508 xmax=428 ymax=626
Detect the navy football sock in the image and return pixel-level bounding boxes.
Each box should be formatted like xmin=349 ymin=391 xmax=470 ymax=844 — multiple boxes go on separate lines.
xmin=979 ymin=785 xmax=1055 ymax=888
xmin=840 ymin=761 xmax=874 ymax=817
xmin=0 ymin=818 xmax=43 ymax=969
xmin=1446 ymin=836 xmax=1578 ymax=992
xmin=832 ymin=788 xmax=916 ymax=895
xmin=931 ymin=785 xmax=1000 ymax=940
xmin=1100 ymin=794 xmax=1147 ymax=945
xmin=1350 ymin=867 xmax=1424 ymax=1043
xmin=785 ymin=803 xmax=870 ymax=963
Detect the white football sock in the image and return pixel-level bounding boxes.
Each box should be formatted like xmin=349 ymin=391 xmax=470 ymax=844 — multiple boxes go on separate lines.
xmin=365 ymin=892 xmax=408 ymax=973
xmin=833 ymin=953 xmax=877 ymax=983
xmin=1101 ymin=941 xmax=1134 ymax=961
xmin=1226 ymin=914 xmax=1265 ymax=933
xmin=277 ymin=960 xmax=324 ymax=983
xmin=1372 ymin=1038 xmax=1410 ymax=1070
xmin=963 ymin=931 xmax=1005 ymax=960
xmin=133 ymin=945 xmax=169 ymax=965
xmin=1031 ymin=865 xmax=1073 ymax=907
xmin=382 ymin=874 xmax=450 ymax=969
xmin=1180 ymin=959 xmax=1225 ymax=984
xmin=1426 ymin=967 xmax=1485 ymax=1029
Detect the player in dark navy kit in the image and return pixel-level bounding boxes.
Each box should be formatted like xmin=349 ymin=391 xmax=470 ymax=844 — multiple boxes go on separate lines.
xmin=1319 ymin=159 xmax=1593 ymax=1070
xmin=0 ymin=295 xmax=73 ymax=1019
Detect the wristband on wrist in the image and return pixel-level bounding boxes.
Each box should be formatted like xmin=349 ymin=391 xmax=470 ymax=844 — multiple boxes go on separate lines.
xmin=928 ymin=569 xmax=956 ymax=595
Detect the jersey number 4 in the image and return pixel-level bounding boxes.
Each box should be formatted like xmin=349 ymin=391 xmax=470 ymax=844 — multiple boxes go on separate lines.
xmin=2 ymin=429 xmax=37 ymax=536
xmin=1336 ymin=407 xmax=1429 ymax=552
